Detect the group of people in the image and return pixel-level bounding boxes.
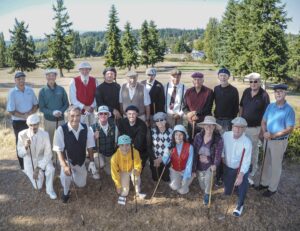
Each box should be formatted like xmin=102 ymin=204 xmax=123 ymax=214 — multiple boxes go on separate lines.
xmin=7 ymin=62 xmax=295 ymax=217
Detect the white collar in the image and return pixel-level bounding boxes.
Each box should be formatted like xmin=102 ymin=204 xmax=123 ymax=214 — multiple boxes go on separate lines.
xmin=67 ymin=123 xmax=84 ymax=132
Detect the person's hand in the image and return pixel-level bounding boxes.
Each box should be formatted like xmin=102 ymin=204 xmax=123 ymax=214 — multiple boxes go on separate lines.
xmin=187 ymin=111 xmax=195 ymax=122
xmin=116 ymin=187 xmax=121 ymax=195
xmin=263 ymin=132 xmax=271 ymax=140
xmin=53 ymin=110 xmax=62 ymax=117
xmin=113 ymin=109 xmax=121 ymax=119
xmin=33 ymin=167 xmax=40 ymax=180
xmin=199 ymin=155 xmax=209 ymax=164
xmin=210 ymin=165 xmax=216 ymax=172
xmin=63 ymin=165 xmax=71 ymax=176
xmin=83 ymin=106 xmax=91 ymax=113
xmin=235 ymin=172 xmax=244 ymax=186
xmin=24 ymin=139 xmax=31 ymax=149
xmin=154 ymin=157 xmax=162 ymax=167
xmin=88 ymin=161 xmax=97 ymax=174
xmin=173 ymin=114 xmax=180 ymax=120
xmin=133 ymin=169 xmax=140 ymax=176
xmin=192 ymin=114 xmax=199 ymax=121
xmin=94 ymin=131 xmax=99 ymax=139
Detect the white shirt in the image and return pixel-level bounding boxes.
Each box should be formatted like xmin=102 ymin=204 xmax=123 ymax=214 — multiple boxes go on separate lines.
xmin=164 ymin=82 xmax=186 ymax=116
xmin=17 ymin=128 xmax=52 ymax=171
xmin=53 ymin=123 xmax=95 ymax=152
xmin=222 ymin=131 xmax=252 ymax=174
xmin=145 ymin=80 xmax=155 ymax=92
xmin=119 ymin=83 xmax=151 ymax=106
xmin=69 ymin=75 xmax=98 ymax=110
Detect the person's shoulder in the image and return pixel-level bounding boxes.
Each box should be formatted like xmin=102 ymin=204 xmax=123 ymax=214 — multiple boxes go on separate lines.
xmin=19 ymin=129 xmax=28 ymax=136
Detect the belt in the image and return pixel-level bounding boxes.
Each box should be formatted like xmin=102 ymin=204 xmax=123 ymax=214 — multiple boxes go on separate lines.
xmin=271 ymin=136 xmax=288 ymax=141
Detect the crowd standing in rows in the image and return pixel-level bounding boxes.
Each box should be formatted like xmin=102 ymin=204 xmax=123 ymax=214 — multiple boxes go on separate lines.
xmin=6 ymin=62 xmax=296 ymax=217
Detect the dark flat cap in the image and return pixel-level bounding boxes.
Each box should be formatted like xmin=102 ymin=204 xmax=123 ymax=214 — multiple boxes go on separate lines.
xmin=125 ymin=105 xmax=139 ymax=113
xmin=15 ymin=71 xmax=26 ymax=78
xmin=103 ymin=67 xmax=117 ymax=76
xmin=218 ymin=68 xmax=230 ymax=76
xmin=273 ymin=84 xmax=288 ymax=90
xmin=171 ymin=69 xmax=182 ymax=76
xmin=191 ymin=72 xmax=204 ymax=78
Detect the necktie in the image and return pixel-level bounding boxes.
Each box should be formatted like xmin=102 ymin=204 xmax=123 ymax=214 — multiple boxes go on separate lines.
xmin=83 ymin=78 xmax=88 ymax=85
xmin=169 ymin=86 xmax=177 ymax=110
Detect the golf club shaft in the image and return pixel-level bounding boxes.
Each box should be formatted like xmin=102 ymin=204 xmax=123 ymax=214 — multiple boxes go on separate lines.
xmin=258 ymin=140 xmax=268 ymax=186
xmin=29 ymin=146 xmax=39 ymax=191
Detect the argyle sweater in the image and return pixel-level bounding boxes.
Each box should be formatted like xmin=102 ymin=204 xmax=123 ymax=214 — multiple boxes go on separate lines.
xmin=150 ymin=127 xmax=173 ymax=160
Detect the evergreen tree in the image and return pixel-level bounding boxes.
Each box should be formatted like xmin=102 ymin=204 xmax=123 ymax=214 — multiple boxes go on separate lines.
xmin=203 ymin=17 xmax=220 ymax=63
xmin=288 ymin=32 xmax=300 ymax=77
xmin=71 ymin=31 xmax=82 ymax=58
xmin=139 ymin=20 xmax=151 ymax=67
xmin=121 ymin=22 xmax=139 ymax=70
xmin=8 ymin=19 xmax=37 ymax=72
xmin=104 ymin=5 xmax=122 ymax=67
xmin=148 ymin=20 xmax=165 ymax=66
xmin=0 ymin=32 xmax=7 ymax=68
xmin=45 ymin=0 xmax=74 ymax=77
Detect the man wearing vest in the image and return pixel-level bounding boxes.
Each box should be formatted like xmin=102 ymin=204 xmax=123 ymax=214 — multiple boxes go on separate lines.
xmin=118 ymin=105 xmax=148 ymax=168
xmin=183 ymin=72 xmax=213 ymax=142
xmin=162 ymin=125 xmax=194 ymax=194
xmin=119 ymin=71 xmax=151 ymax=126
xmin=91 ymin=105 xmax=118 ymax=175
xmin=69 ymin=62 xmax=98 ymax=126
xmin=53 ymin=106 xmax=96 ymax=203
xmin=164 ymin=69 xmax=186 ymax=127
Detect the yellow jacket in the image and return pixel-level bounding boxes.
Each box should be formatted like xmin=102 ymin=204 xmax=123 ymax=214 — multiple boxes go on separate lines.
xmin=111 ymin=147 xmax=142 ymax=189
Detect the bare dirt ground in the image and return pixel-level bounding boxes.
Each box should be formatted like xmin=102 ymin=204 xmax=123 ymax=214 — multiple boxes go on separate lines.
xmin=0 ymin=58 xmax=300 ymax=230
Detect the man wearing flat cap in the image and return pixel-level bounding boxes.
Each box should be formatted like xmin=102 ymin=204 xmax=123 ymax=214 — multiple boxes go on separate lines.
xmin=39 ymin=69 xmax=69 ymax=147
xmin=69 ymin=61 xmax=98 ymax=126
xmin=239 ymin=72 xmax=269 ymax=185
xmin=222 ymin=117 xmax=252 ymax=217
xmin=256 ymin=84 xmax=295 ymax=197
xmin=7 ymin=71 xmax=38 ymax=170
xmin=183 ymin=72 xmax=213 ymax=141
xmin=118 ymin=105 xmax=148 ymax=168
xmin=17 ymin=114 xmax=57 ymax=199
xmin=95 ymin=67 xmax=122 ymax=120
xmin=141 ymin=68 xmax=165 ymax=123
xmin=119 ymin=71 xmax=151 ymax=126
xmin=164 ymin=69 xmax=186 ymax=127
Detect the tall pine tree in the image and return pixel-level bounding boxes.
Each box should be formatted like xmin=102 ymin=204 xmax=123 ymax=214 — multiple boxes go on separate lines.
xmin=203 ymin=17 xmax=220 ymax=63
xmin=45 ymin=0 xmax=74 ymax=77
xmin=104 ymin=5 xmax=122 ymax=67
xmin=121 ymin=22 xmax=139 ymax=70
xmin=148 ymin=20 xmax=165 ymax=66
xmin=71 ymin=31 xmax=82 ymax=58
xmin=8 ymin=19 xmax=37 ymax=72
xmin=0 ymin=32 xmax=7 ymax=68
xmin=139 ymin=20 xmax=151 ymax=67
xmin=288 ymin=32 xmax=300 ymax=78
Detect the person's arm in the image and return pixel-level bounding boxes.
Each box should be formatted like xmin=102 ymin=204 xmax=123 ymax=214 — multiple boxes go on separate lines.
xmin=214 ymin=136 xmax=224 ymax=167
xmin=233 ymin=88 xmax=239 ymax=117
xmin=183 ymin=144 xmax=194 ymax=180
xmin=111 ymin=154 xmax=121 ymax=190
xmin=59 ymin=88 xmax=69 ymax=114
xmin=38 ymin=89 xmax=53 ymax=117
xmin=17 ymin=132 xmax=29 ymax=158
xmin=197 ymin=90 xmax=214 ymax=116
xmin=133 ymin=122 xmax=147 ymax=152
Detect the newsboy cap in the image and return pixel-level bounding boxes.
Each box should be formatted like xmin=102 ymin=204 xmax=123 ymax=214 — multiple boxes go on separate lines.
xmin=126 ymin=71 xmax=138 ymax=78
xmin=191 ymin=72 xmax=204 ymax=79
xmin=78 ymin=62 xmax=92 ymax=70
xmin=231 ymin=117 xmax=247 ymax=127
xmin=153 ymin=112 xmax=167 ymax=122
xmin=15 ymin=71 xmax=26 ymax=78
xmin=218 ymin=68 xmax=230 ymax=76
xmin=170 ymin=69 xmax=182 ymax=76
xmin=26 ymin=114 xmax=40 ymax=126
xmin=273 ymin=84 xmax=288 ymax=91
xmin=146 ymin=68 xmax=157 ymax=76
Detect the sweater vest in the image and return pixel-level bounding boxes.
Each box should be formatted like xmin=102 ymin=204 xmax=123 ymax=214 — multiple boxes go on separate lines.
xmin=62 ymin=123 xmax=87 ymax=166
xmin=74 ymin=76 xmax=96 ymax=113
xmin=171 ymin=142 xmax=190 ymax=171
xmin=121 ymin=83 xmax=145 ymax=115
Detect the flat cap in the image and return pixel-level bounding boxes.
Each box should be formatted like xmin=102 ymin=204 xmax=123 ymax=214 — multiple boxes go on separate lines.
xmin=273 ymin=84 xmax=288 ymax=90
xmin=218 ymin=68 xmax=230 ymax=76
xmin=125 ymin=105 xmax=139 ymax=113
xmin=26 ymin=114 xmax=40 ymax=125
xmin=146 ymin=68 xmax=156 ymax=76
xmin=231 ymin=117 xmax=247 ymax=127
xmin=44 ymin=69 xmax=58 ymax=75
xmin=103 ymin=67 xmax=117 ymax=76
xmin=191 ymin=72 xmax=204 ymax=79
xmin=15 ymin=71 xmax=26 ymax=78
xmin=153 ymin=112 xmax=167 ymax=122
xmin=170 ymin=69 xmax=182 ymax=76
xmin=78 ymin=62 xmax=92 ymax=70
xmin=118 ymin=135 xmax=131 ymax=145
xmin=245 ymin=72 xmax=261 ymax=80
xmin=126 ymin=71 xmax=138 ymax=78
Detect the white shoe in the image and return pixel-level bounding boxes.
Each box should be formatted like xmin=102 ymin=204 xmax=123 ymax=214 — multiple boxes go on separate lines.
xmin=248 ymin=177 xmax=254 ymax=186
xmin=92 ymin=172 xmax=100 ymax=180
xmin=136 ymin=193 xmax=146 ymax=200
xmin=47 ymin=191 xmax=57 ymax=200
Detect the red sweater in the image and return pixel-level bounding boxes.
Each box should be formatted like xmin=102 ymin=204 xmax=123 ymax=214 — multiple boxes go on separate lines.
xmin=171 ymin=143 xmax=190 ymax=171
xmin=74 ymin=76 xmax=96 ymax=113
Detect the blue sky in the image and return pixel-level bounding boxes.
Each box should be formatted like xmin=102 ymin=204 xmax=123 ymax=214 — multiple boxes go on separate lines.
xmin=0 ymin=0 xmax=299 ymax=39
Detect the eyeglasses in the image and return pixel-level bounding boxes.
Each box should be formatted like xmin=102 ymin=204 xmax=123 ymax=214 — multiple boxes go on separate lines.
xmin=249 ymin=80 xmax=258 ymax=83
xmin=155 ymin=119 xmax=165 ymax=122
xmin=99 ymin=112 xmax=108 ymax=116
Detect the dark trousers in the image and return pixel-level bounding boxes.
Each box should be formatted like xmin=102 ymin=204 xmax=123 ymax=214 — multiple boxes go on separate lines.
xmin=12 ymin=120 xmax=28 ymax=169
xmin=224 ymin=165 xmax=249 ymax=208
xmin=187 ymin=122 xmax=203 ymax=143
xmin=149 ymin=159 xmax=170 ymax=182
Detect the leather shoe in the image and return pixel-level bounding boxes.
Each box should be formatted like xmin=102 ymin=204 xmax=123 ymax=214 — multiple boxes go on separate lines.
xmin=254 ymin=184 xmax=268 ymax=191
xmin=263 ymin=190 xmax=276 ymax=197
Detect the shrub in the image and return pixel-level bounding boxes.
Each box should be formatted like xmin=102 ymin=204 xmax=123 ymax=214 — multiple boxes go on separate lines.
xmin=286 ymin=128 xmax=300 ymax=162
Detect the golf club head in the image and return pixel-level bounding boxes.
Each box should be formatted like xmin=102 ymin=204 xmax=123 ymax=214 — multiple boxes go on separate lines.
xmin=118 ymin=196 xmax=126 ymax=205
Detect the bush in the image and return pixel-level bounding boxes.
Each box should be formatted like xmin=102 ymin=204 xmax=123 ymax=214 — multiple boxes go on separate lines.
xmin=286 ymin=128 xmax=300 ymax=162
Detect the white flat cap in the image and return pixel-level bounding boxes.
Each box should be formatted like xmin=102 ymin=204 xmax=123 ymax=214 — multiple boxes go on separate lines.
xmin=126 ymin=71 xmax=138 ymax=78
xmin=78 ymin=62 xmax=92 ymax=70
xmin=44 ymin=69 xmax=58 ymax=75
xmin=146 ymin=68 xmax=156 ymax=76
xmin=26 ymin=114 xmax=40 ymax=125
xmin=245 ymin=72 xmax=261 ymax=79
xmin=231 ymin=117 xmax=247 ymax=127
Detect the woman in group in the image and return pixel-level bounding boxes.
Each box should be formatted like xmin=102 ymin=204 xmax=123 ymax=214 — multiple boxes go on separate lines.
xmin=150 ymin=112 xmax=173 ymax=182
xmin=162 ymin=125 xmax=194 ymax=194
xmin=192 ymin=116 xmax=223 ymax=205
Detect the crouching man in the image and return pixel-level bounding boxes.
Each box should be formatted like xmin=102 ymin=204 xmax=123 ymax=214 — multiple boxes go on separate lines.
xmin=111 ymin=135 xmax=146 ymax=199
xmin=17 ymin=114 xmax=56 ymax=199
xmin=53 ymin=105 xmax=96 ymax=203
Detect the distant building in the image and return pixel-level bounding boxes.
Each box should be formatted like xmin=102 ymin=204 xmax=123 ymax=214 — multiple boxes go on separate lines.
xmin=191 ymin=50 xmax=205 ymax=60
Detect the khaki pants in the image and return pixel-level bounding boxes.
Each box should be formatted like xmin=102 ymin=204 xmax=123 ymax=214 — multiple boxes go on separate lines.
xmin=245 ymin=126 xmax=261 ymax=179
xmin=261 ymin=139 xmax=288 ymax=192
xmin=119 ymin=171 xmax=141 ymax=197
xmin=197 ymin=169 xmax=213 ymax=194
xmin=80 ymin=113 xmax=95 ymax=127
xmin=94 ymin=154 xmax=112 ymax=175
xmin=169 ymin=167 xmax=193 ymax=194
xmin=44 ymin=119 xmax=65 ymax=146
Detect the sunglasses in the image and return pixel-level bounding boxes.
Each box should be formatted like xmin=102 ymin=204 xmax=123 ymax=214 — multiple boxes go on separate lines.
xmin=99 ymin=112 xmax=109 ymax=116
xmin=249 ymin=80 xmax=258 ymax=83
xmin=155 ymin=119 xmax=165 ymax=122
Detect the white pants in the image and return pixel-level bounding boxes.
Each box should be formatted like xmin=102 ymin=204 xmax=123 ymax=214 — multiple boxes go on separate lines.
xmin=120 ymin=171 xmax=141 ymax=197
xmin=43 ymin=119 xmax=65 ymax=146
xmin=24 ymin=162 xmax=55 ymax=193
xmin=60 ymin=163 xmax=87 ymax=195
xmin=94 ymin=154 xmax=111 ymax=175
xmin=169 ymin=167 xmax=193 ymax=194
xmin=197 ymin=169 xmax=213 ymax=194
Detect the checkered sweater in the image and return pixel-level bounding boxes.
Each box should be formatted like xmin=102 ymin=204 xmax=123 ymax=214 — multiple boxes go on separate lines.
xmin=150 ymin=127 xmax=173 ymax=160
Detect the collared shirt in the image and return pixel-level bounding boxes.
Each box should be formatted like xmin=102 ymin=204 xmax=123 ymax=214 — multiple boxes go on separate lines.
xmin=263 ymin=102 xmax=295 ymax=134
xmin=7 ymin=86 xmax=38 ymax=121
xmin=222 ymin=131 xmax=252 ymax=174
xmin=100 ymin=123 xmax=109 ymax=136
xmin=69 ymin=76 xmax=98 ymax=110
xmin=119 ymin=83 xmax=151 ymax=105
xmin=145 ymin=80 xmax=154 ymax=92
xmin=162 ymin=142 xmax=194 ymax=180
xmin=38 ymin=84 xmax=69 ymax=121
xmin=164 ymin=82 xmax=186 ymax=116
xmin=240 ymin=87 xmax=270 ymax=127
xmin=53 ymin=122 xmax=95 ymax=152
